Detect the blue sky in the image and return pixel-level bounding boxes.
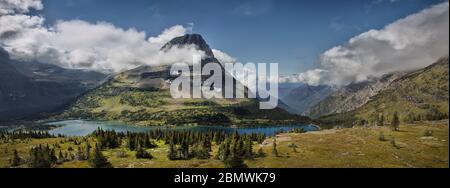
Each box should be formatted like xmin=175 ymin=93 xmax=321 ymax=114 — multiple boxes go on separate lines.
xmin=39 ymin=0 xmax=445 ymax=75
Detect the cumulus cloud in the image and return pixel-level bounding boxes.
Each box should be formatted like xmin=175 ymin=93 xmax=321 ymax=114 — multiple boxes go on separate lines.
xmin=148 ymin=25 xmax=188 ymax=45
xmin=0 ymin=0 xmax=205 ymax=73
xmin=0 ymin=0 xmax=42 ymax=15
xmin=287 ymin=2 xmax=449 ymax=86
xmin=280 ymin=69 xmax=328 ymax=86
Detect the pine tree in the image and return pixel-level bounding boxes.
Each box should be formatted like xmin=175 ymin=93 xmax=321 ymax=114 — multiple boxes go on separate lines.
xmin=10 ymin=149 xmax=22 ymax=167
xmin=28 ymin=145 xmax=56 ymax=168
xmin=257 ymin=147 xmax=266 ymax=157
xmin=392 ymin=112 xmax=400 ymax=131
xmin=180 ymin=140 xmax=189 ymax=159
xmin=85 ymin=143 xmax=91 ymax=160
xmin=89 ymin=144 xmax=112 ymax=168
xmin=75 ymin=146 xmax=84 ymax=161
xmin=377 ymin=114 xmax=384 ymax=126
xmin=244 ymin=140 xmax=254 ymax=159
xmin=192 ymin=143 xmax=210 ymax=159
xmin=272 ymin=138 xmax=278 ymax=157
xmin=168 ymin=142 xmax=178 ymax=160
xmin=57 ymin=150 xmax=65 ymax=164
xmin=223 ymin=153 xmax=247 ymax=168
xmin=135 ymin=147 xmax=153 ymax=159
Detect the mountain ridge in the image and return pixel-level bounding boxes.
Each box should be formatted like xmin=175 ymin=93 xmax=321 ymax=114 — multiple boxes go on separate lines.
xmin=305 ymin=72 xmax=406 ymax=118
xmin=59 ymin=34 xmax=310 ymax=126
xmin=316 ymin=56 xmax=449 ymax=128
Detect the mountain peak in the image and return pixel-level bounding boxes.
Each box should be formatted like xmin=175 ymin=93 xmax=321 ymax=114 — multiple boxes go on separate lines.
xmin=161 ymin=34 xmax=214 ymax=58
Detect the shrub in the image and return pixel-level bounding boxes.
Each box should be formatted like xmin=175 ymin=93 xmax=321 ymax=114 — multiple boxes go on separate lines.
xmin=379 ymin=132 xmax=386 ymax=141
xmin=135 ymin=147 xmax=153 ymax=159
xmin=115 ymin=149 xmax=128 ymax=158
xmin=391 ymin=138 xmax=400 ymax=149
xmin=423 ymin=129 xmax=433 ymax=137
xmin=257 ymin=148 xmax=266 ymax=157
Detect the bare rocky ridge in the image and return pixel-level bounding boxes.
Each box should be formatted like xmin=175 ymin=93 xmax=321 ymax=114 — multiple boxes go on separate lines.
xmin=316 ymin=57 xmax=449 ymax=127
xmin=305 ymin=72 xmax=406 ymax=118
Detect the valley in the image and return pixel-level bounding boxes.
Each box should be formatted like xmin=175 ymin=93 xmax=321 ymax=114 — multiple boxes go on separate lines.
xmin=0 ymin=38 xmax=448 ymax=169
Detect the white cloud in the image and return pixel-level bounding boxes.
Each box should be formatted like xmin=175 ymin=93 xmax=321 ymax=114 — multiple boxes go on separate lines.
xmin=148 ymin=25 xmax=187 ymax=45
xmin=280 ymin=69 xmax=328 ymax=86
xmin=212 ymin=49 xmax=237 ymax=65
xmin=290 ymin=2 xmax=449 ymax=86
xmin=0 ymin=0 xmax=42 ymax=15
xmin=0 ymin=0 xmax=205 ymax=73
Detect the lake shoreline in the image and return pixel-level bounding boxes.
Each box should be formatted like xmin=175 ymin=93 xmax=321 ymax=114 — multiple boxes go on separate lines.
xmin=44 ymin=119 xmax=320 ymax=137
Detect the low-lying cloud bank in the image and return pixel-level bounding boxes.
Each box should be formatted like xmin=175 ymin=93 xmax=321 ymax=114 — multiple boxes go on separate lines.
xmin=0 ymin=0 xmax=205 ymax=73
xmin=283 ymin=2 xmax=449 ymax=86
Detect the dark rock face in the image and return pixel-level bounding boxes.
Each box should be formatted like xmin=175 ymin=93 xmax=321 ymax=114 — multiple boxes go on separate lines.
xmin=161 ymin=34 xmax=222 ymax=68
xmin=161 ymin=34 xmax=214 ymax=58
xmin=0 ymin=48 xmax=107 ymax=121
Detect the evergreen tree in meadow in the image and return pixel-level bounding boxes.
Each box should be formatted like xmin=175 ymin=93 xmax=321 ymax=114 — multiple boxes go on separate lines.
xmin=10 ymin=149 xmax=22 ymax=167
xmin=135 ymin=146 xmax=153 ymax=159
xmin=57 ymin=150 xmax=65 ymax=164
xmin=28 ymin=145 xmax=57 ymax=168
xmin=257 ymin=147 xmax=266 ymax=157
xmin=192 ymin=143 xmax=211 ymax=159
xmin=272 ymin=138 xmax=278 ymax=157
xmin=180 ymin=140 xmax=190 ymax=159
xmin=85 ymin=143 xmax=91 ymax=160
xmin=168 ymin=142 xmax=178 ymax=160
xmin=377 ymin=114 xmax=385 ymax=126
xmin=223 ymin=153 xmax=247 ymax=168
xmin=89 ymin=144 xmax=112 ymax=168
xmin=75 ymin=146 xmax=84 ymax=161
xmin=392 ymin=112 xmax=400 ymax=131
xmin=244 ymin=140 xmax=254 ymax=159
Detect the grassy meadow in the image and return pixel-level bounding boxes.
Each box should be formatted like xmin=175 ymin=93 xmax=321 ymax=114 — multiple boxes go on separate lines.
xmin=0 ymin=120 xmax=448 ymax=168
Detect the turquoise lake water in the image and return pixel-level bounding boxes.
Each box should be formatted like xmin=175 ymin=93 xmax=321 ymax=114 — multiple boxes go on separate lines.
xmin=46 ymin=120 xmax=319 ymax=136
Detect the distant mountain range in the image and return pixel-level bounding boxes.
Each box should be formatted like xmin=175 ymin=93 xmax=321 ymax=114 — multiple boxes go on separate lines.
xmin=0 ymin=48 xmax=107 ymax=121
xmin=58 ymin=34 xmax=309 ymax=126
xmin=278 ymin=56 xmax=449 ymax=125
xmin=279 ymin=84 xmax=334 ymax=115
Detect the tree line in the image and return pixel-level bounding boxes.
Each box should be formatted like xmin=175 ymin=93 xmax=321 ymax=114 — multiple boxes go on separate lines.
xmin=8 ymin=128 xmax=268 ymax=168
